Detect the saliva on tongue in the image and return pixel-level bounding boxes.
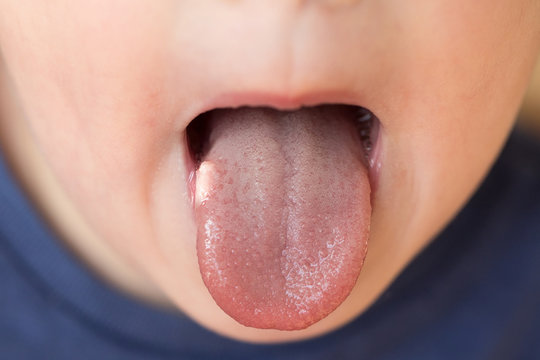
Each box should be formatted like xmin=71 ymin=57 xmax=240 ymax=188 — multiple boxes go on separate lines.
xmin=194 ymin=105 xmax=371 ymax=330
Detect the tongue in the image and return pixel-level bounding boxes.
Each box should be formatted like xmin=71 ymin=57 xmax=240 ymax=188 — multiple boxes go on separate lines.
xmin=195 ymin=106 xmax=371 ymax=330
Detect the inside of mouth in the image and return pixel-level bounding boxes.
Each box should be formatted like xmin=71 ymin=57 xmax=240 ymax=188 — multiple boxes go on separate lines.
xmin=186 ymin=105 xmax=379 ymax=171
xmin=186 ymin=104 xmax=376 ymax=330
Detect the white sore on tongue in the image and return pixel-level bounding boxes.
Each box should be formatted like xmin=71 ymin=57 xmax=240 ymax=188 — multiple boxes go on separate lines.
xmin=195 ymin=106 xmax=371 ymax=330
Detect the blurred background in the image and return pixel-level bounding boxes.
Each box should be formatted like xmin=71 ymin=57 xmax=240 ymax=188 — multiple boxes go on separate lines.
xmin=519 ymin=59 xmax=540 ymax=136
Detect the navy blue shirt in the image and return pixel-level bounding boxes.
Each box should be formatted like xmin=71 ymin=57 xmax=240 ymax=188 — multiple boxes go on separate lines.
xmin=1 ymin=130 xmax=539 ymax=359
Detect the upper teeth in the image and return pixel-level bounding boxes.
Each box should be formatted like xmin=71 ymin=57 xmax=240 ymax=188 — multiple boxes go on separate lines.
xmin=355 ymin=107 xmax=374 ymax=156
xmin=356 ymin=108 xmax=373 ymax=123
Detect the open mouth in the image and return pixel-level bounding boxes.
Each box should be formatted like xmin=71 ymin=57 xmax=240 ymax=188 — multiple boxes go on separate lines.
xmin=185 ymin=104 xmax=380 ymax=330
xmin=187 ymin=105 xmax=380 ymax=175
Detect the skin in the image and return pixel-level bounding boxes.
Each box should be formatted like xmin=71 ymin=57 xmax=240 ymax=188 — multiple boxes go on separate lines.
xmin=0 ymin=0 xmax=539 ymax=343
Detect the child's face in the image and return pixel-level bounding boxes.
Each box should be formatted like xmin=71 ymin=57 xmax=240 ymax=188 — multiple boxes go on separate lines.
xmin=1 ymin=0 xmax=539 ymax=342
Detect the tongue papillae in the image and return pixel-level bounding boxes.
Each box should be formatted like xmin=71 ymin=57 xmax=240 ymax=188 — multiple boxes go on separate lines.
xmin=194 ymin=106 xmax=371 ymax=330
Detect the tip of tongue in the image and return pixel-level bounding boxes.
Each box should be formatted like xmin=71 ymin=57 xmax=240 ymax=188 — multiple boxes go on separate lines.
xmin=194 ymin=106 xmax=371 ymax=330
xmin=200 ymin=227 xmax=370 ymax=331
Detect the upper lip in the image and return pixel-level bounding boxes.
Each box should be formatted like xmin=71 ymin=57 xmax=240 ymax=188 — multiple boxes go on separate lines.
xmin=189 ymin=89 xmax=373 ymax=124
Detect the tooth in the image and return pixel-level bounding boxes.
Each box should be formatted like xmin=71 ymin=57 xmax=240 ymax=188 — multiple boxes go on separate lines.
xmin=356 ymin=108 xmax=373 ymax=123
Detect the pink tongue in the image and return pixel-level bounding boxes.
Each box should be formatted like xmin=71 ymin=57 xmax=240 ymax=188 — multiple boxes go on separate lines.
xmin=195 ymin=106 xmax=371 ymax=330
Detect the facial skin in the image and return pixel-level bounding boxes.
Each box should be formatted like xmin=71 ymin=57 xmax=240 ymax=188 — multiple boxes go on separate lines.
xmin=0 ymin=0 xmax=539 ymax=343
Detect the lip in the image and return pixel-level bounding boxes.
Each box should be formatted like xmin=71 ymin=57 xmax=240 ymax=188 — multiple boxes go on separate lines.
xmin=199 ymin=90 xmax=371 ymax=113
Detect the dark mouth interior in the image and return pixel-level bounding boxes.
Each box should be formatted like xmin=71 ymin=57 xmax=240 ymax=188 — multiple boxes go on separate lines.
xmin=186 ymin=105 xmax=379 ymax=170
xmin=186 ymin=111 xmax=212 ymax=168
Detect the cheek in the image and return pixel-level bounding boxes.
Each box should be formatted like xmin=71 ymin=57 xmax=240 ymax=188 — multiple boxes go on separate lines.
xmin=361 ymin=0 xmax=540 ymax=279
xmin=406 ymin=0 xmax=539 ymax=209
xmin=0 ymin=1 xmax=176 ymax=166
xmin=0 ymin=1 xmax=200 ymax=273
